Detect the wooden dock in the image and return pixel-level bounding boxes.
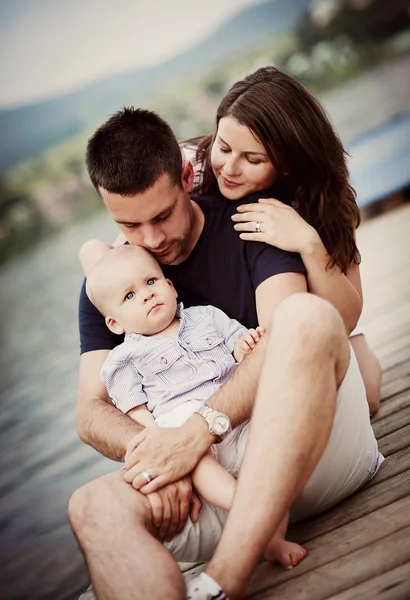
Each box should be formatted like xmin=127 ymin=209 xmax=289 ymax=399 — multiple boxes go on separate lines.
xmin=79 ymin=202 xmax=410 ymax=600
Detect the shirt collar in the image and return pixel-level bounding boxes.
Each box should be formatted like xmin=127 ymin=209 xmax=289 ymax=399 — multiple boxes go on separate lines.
xmin=124 ymin=301 xmax=184 ymax=342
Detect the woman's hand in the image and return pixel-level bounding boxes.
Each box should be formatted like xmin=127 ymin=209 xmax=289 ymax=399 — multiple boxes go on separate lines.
xmin=231 ymin=198 xmax=318 ymax=254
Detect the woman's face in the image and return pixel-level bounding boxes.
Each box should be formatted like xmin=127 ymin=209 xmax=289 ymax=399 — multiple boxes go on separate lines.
xmin=211 ymin=116 xmax=279 ymax=200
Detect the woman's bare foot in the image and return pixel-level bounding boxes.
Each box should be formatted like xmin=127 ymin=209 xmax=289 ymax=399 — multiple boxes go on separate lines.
xmin=264 ymin=536 xmax=307 ymax=569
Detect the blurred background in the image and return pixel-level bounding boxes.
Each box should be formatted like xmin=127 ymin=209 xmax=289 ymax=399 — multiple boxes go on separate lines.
xmin=0 ymin=1 xmax=410 ymax=598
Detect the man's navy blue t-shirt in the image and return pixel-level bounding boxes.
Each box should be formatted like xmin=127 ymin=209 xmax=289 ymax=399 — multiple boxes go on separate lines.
xmin=78 ymin=189 xmax=306 ymax=354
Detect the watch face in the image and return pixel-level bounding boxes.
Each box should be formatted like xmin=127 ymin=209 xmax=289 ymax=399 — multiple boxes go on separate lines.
xmin=212 ymin=415 xmax=230 ymax=435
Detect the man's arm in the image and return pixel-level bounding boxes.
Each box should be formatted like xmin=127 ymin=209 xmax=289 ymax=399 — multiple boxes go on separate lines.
xmin=123 ymin=272 xmax=307 ymax=492
xmin=77 ymin=350 xmax=143 ymax=461
xmin=204 ymin=272 xmax=306 ymax=426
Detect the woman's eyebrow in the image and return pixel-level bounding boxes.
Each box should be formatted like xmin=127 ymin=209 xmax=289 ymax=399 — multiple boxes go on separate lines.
xmin=218 ymin=135 xmax=267 ymax=156
xmin=218 ymin=135 xmax=230 ymax=147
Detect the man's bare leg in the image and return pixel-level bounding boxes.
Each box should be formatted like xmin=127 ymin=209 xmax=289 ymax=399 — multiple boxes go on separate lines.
xmin=206 ymin=293 xmax=350 ymax=599
xmin=68 ymin=471 xmax=185 ymax=600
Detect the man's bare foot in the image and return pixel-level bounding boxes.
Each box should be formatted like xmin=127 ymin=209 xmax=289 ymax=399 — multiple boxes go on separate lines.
xmin=264 ymin=536 xmax=307 ymax=569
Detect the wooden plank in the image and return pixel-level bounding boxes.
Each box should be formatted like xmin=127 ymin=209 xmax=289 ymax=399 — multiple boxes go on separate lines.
xmin=372 ymin=324 xmax=410 ymax=354
xmin=363 ymin=287 xmax=410 ymax=320
xmin=379 ymin=346 xmax=410 ymax=373
xmin=370 ymin=319 xmax=410 ymax=349
xmin=378 ymin=424 xmax=410 ymax=456
xmin=373 ymin=408 xmax=410 ymax=439
xmin=248 ymin=526 xmax=410 ymax=599
xmin=326 ymin=561 xmax=410 ymax=600
xmin=365 ymin=446 xmax=410 ymax=487
xmin=374 ymin=332 xmax=410 ymax=362
xmin=258 ymin=495 xmax=410 ymax=589
xmin=373 ymin=390 xmax=410 ymax=423
xmin=363 ymin=305 xmax=410 ymax=344
xmin=380 ymin=361 xmax=410 ymax=396
xmin=289 ymin=467 xmax=410 ymax=544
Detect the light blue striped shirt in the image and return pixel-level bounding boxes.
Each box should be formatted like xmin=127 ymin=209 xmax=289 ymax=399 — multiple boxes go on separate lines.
xmin=101 ymin=304 xmax=247 ymax=419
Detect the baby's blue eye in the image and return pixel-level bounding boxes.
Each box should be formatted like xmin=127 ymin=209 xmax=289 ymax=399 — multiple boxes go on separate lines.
xmin=125 ymin=291 xmax=135 ymax=300
xmin=147 ymin=278 xmax=156 ymax=286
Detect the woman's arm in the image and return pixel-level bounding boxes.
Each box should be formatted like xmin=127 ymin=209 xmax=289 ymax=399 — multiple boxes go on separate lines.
xmin=232 ymin=198 xmax=362 ymax=333
xmin=300 ymin=236 xmax=362 ymax=333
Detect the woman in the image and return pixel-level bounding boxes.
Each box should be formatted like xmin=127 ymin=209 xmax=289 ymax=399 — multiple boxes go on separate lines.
xmin=182 ymin=66 xmax=381 ymax=415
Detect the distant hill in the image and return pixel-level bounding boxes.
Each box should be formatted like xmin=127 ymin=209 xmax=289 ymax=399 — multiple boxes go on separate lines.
xmin=0 ymin=0 xmax=310 ymax=175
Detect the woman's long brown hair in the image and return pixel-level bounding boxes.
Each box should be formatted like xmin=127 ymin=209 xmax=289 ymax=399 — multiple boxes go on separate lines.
xmin=194 ymin=67 xmax=361 ymax=273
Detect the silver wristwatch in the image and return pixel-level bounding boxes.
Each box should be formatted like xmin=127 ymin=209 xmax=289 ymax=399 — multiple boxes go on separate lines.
xmin=194 ymin=405 xmax=232 ymax=443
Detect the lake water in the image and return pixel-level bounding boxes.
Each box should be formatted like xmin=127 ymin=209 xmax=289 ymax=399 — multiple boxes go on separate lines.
xmin=1 ymin=55 xmax=410 ymax=600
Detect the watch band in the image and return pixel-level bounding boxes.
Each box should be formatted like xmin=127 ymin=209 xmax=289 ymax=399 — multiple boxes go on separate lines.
xmin=194 ymin=404 xmax=232 ymax=443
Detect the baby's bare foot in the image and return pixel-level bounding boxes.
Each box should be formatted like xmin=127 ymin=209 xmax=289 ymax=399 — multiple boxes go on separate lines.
xmin=264 ymin=537 xmax=307 ymax=569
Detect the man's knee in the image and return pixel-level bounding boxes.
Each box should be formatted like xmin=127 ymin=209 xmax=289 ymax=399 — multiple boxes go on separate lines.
xmin=68 ymin=473 xmax=151 ymax=541
xmin=271 ymin=293 xmax=345 ymax=347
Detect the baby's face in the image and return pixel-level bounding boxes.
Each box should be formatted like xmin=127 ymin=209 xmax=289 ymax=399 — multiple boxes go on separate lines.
xmin=93 ymin=246 xmax=178 ymax=335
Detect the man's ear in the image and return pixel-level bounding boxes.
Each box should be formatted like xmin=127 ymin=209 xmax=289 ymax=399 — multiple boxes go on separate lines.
xmin=166 ymin=278 xmax=178 ymax=298
xmin=105 ymin=316 xmax=125 ymax=335
xmin=181 ymin=160 xmax=195 ymax=192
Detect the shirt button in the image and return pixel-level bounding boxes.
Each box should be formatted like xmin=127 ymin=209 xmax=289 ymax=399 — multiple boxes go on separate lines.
xmin=160 ymin=357 xmax=168 ymax=365
xmin=207 ymin=337 xmax=212 ymax=346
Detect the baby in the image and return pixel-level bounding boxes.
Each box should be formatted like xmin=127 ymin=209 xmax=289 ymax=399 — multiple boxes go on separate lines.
xmin=80 ymin=240 xmax=306 ymax=569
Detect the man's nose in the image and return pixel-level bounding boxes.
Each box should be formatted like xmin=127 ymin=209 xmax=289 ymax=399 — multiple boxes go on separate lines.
xmin=142 ymin=226 xmax=166 ymax=249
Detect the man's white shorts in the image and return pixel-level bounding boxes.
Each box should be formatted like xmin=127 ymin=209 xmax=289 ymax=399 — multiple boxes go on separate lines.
xmin=163 ymin=347 xmax=384 ymax=563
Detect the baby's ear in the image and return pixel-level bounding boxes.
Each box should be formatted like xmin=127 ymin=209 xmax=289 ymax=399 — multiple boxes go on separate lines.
xmin=166 ymin=278 xmax=178 ymax=298
xmin=105 ymin=316 xmax=124 ymax=335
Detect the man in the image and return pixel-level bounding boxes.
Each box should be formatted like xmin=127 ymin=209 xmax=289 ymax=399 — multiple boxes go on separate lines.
xmin=69 ymin=108 xmax=382 ymax=600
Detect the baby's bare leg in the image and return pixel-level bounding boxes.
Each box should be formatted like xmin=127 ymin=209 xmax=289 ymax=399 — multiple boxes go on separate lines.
xmin=192 ymin=451 xmax=235 ymax=511
xmin=193 ymin=454 xmax=307 ymax=569
xmin=264 ymin=511 xmax=306 ymax=569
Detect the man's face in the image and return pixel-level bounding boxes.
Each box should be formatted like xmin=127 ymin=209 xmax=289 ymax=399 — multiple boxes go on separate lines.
xmin=100 ymin=172 xmax=195 ymax=266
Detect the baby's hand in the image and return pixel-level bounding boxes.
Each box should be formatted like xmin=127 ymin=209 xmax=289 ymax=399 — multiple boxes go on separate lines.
xmin=234 ymin=327 xmax=265 ymax=363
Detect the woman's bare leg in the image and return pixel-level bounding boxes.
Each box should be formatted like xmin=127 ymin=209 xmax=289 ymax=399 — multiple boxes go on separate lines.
xmin=350 ymin=334 xmax=382 ymax=415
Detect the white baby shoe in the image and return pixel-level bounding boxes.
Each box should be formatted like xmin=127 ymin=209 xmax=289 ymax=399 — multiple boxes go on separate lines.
xmin=186 ymin=572 xmax=229 ymax=600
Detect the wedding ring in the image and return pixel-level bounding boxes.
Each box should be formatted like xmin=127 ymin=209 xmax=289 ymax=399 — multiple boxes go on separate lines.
xmin=255 ymin=221 xmax=262 ymax=233
xmin=140 ymin=469 xmax=153 ymax=484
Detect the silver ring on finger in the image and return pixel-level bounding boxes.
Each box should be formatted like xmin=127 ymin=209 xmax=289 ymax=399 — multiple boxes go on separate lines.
xmin=140 ymin=469 xmax=153 ymax=484
xmin=255 ymin=221 xmax=262 ymax=233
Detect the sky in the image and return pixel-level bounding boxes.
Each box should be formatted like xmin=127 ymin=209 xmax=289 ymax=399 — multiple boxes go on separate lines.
xmin=0 ymin=0 xmax=264 ymax=109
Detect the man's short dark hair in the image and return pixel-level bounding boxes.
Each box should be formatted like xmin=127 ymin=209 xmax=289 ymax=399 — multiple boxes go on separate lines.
xmin=86 ymin=107 xmax=183 ymax=196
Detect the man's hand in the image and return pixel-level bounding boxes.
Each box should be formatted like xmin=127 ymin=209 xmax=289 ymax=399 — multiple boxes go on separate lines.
xmin=146 ymin=476 xmax=202 ymax=542
xmin=123 ymin=422 xmax=210 ymax=493
xmin=233 ymin=327 xmax=265 ymax=363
